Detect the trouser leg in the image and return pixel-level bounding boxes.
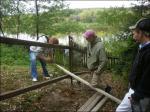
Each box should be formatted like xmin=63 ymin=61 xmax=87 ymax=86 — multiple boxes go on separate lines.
xmin=116 ymin=88 xmax=134 ymax=112
xmin=132 ymin=98 xmax=150 ymax=112
xmin=39 ymin=59 xmax=49 ymax=77
xmin=91 ymin=72 xmax=98 ymax=87
xmin=30 ymin=51 xmax=38 ymax=79
xmin=91 ymin=72 xmax=106 ymax=89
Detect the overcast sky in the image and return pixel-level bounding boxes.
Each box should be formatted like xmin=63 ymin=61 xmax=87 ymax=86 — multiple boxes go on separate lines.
xmin=14 ymin=0 xmax=149 ymax=14
xmin=20 ymin=0 xmax=144 ymax=12
xmin=64 ymin=0 xmax=141 ymax=9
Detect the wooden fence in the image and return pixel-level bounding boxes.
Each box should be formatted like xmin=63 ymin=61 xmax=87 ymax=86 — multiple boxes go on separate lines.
xmin=0 ymin=36 xmax=120 ymax=101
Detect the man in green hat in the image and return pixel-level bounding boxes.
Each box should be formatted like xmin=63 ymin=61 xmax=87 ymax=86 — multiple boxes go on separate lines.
xmin=116 ymin=18 xmax=150 ymax=112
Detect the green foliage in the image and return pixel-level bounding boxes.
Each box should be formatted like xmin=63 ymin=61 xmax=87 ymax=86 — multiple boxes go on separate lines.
xmin=52 ymin=21 xmax=84 ymax=34
xmin=2 ymin=7 xmax=142 ymax=36
xmin=1 ymin=0 xmax=17 ymax=15
xmin=105 ymin=34 xmax=138 ymax=75
xmin=0 ymin=44 xmax=30 ymax=65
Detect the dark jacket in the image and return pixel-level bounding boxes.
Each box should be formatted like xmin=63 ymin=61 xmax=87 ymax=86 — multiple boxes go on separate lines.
xmin=129 ymin=43 xmax=150 ymax=100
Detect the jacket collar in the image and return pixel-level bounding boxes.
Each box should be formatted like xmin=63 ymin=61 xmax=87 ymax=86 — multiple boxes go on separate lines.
xmin=140 ymin=42 xmax=150 ymax=51
xmin=90 ymin=37 xmax=101 ymax=45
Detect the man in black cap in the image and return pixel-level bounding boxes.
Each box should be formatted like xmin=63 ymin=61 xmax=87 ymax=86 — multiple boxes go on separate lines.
xmin=116 ymin=18 xmax=150 ymax=112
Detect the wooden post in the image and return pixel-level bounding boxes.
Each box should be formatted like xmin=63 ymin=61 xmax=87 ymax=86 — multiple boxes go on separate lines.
xmin=56 ymin=64 xmax=121 ymax=104
xmin=68 ymin=35 xmax=73 ymax=85
xmin=85 ymin=52 xmax=87 ymax=67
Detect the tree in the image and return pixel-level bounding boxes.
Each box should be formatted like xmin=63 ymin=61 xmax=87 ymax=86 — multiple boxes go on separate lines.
xmin=1 ymin=0 xmax=68 ymax=36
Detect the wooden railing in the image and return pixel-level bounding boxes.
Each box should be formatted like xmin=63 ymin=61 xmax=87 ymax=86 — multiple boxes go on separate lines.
xmin=0 ymin=36 xmax=90 ymax=101
xmin=0 ymin=36 xmax=120 ymax=102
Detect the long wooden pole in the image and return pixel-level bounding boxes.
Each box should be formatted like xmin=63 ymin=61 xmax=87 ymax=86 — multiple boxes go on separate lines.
xmin=56 ymin=64 xmax=121 ymax=104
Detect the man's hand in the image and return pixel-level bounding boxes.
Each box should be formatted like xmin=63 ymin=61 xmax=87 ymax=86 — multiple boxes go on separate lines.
xmin=37 ymin=54 xmax=44 ymax=60
xmin=94 ymin=70 xmax=99 ymax=75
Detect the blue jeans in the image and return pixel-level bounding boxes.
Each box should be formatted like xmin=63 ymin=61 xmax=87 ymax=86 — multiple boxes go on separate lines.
xmin=30 ymin=51 xmax=49 ymax=79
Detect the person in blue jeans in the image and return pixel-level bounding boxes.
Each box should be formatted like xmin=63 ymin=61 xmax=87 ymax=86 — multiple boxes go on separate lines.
xmin=29 ymin=35 xmax=50 ymax=82
xmin=37 ymin=37 xmax=59 ymax=63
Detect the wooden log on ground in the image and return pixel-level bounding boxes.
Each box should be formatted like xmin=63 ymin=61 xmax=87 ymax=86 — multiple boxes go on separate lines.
xmin=78 ymin=92 xmax=103 ymax=112
xmin=77 ymin=93 xmax=98 ymax=112
xmin=91 ymin=96 xmax=108 ymax=112
xmin=84 ymin=93 xmax=103 ymax=112
xmin=56 ymin=64 xmax=121 ymax=104
xmin=0 ymin=71 xmax=90 ymax=101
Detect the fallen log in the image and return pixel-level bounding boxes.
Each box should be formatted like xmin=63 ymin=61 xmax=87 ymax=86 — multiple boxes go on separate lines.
xmin=91 ymin=96 xmax=108 ymax=112
xmin=84 ymin=93 xmax=103 ymax=112
xmin=78 ymin=93 xmax=98 ymax=111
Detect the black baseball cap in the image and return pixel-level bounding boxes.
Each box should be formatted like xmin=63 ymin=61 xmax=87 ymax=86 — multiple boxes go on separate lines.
xmin=129 ymin=18 xmax=150 ymax=35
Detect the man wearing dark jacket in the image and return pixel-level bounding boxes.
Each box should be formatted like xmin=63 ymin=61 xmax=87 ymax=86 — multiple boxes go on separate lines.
xmin=116 ymin=18 xmax=150 ymax=112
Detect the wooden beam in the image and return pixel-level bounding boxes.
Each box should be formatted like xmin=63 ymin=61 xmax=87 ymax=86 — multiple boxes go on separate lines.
xmin=0 ymin=75 xmax=69 ymax=101
xmin=0 ymin=71 xmax=90 ymax=101
xmin=0 ymin=36 xmax=70 ymax=49
xmin=56 ymin=64 xmax=121 ymax=104
xmin=84 ymin=93 xmax=103 ymax=112
xmin=91 ymin=96 xmax=108 ymax=112
xmin=78 ymin=93 xmax=98 ymax=112
xmin=0 ymin=36 xmax=82 ymax=52
xmin=78 ymin=93 xmax=103 ymax=112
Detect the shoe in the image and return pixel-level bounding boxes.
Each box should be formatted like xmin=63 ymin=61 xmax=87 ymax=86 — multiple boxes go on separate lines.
xmin=49 ymin=74 xmax=53 ymax=77
xmin=105 ymin=85 xmax=112 ymax=93
xmin=32 ymin=78 xmax=38 ymax=82
xmin=44 ymin=76 xmax=51 ymax=80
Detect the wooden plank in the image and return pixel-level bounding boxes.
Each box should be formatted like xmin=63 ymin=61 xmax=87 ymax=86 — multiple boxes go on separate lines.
xmin=0 ymin=36 xmax=70 ymax=49
xmin=0 ymin=75 xmax=69 ymax=101
xmin=0 ymin=71 xmax=90 ymax=101
xmin=56 ymin=64 xmax=121 ymax=104
xmin=91 ymin=96 xmax=108 ymax=112
xmin=84 ymin=94 xmax=103 ymax=112
xmin=0 ymin=36 xmax=82 ymax=52
xmin=77 ymin=93 xmax=98 ymax=112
